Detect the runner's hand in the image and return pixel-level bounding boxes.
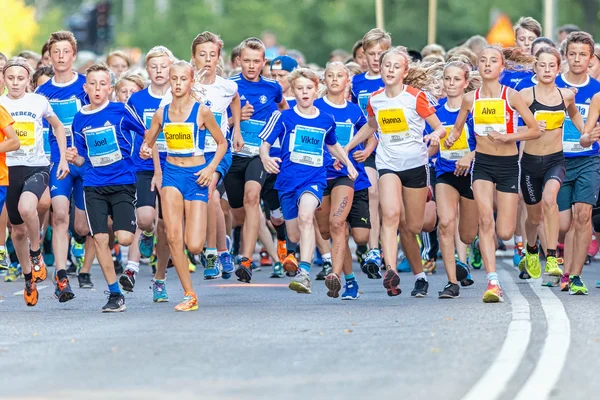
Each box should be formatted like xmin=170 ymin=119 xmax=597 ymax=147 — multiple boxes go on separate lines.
xmin=151 ymin=173 xmax=162 ymax=192
xmin=261 ymin=155 xmax=281 ymax=174
xmin=487 ymin=130 xmax=508 ymax=143
xmin=333 ymin=159 xmax=343 ymax=170
xmin=444 ymin=134 xmax=456 ymax=149
xmin=233 ymin=132 xmax=244 ymax=152
xmin=347 ymin=164 xmax=358 ymax=181
xmin=537 ymin=120 xmax=547 ymax=132
xmin=56 ymin=159 xmax=70 ymax=180
xmin=195 ymin=165 xmax=216 ymax=187
xmin=140 ymin=141 xmax=152 ymax=160
xmin=454 ymin=154 xmax=473 ymax=177
xmin=65 ymin=147 xmax=79 ymax=163
xmin=241 ymin=101 xmax=254 ymax=121
xmin=423 ymin=134 xmax=440 ymax=147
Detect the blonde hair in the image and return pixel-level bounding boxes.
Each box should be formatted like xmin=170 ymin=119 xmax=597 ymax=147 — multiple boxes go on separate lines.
xmin=444 ymin=60 xmax=481 ymax=92
xmin=85 ymin=63 xmax=111 ymax=78
xmin=192 ymin=31 xmax=224 ymax=56
xmin=3 ymin=57 xmax=32 ymax=76
xmin=379 ymin=46 xmax=410 ymax=70
xmin=463 ymin=35 xmax=487 ymax=56
xmin=324 ymin=61 xmax=350 ymax=77
xmin=405 ymin=61 xmax=443 ymax=93
xmin=238 ymin=37 xmax=266 ymax=57
xmin=502 ymin=47 xmax=535 ymax=71
xmin=514 ymin=16 xmax=542 ymax=38
xmin=422 ymin=43 xmax=445 ymax=58
xmin=361 ymin=28 xmax=392 ymax=51
xmin=288 ymin=67 xmax=319 ymax=87
xmin=344 ymin=61 xmax=362 ymax=77
xmin=107 ymin=50 xmax=131 ymax=69
xmin=115 ymin=72 xmax=145 ymax=93
xmin=145 ymin=45 xmax=174 ymax=65
xmin=422 ymin=54 xmax=445 ymax=64
xmin=47 ymin=31 xmax=78 ymax=54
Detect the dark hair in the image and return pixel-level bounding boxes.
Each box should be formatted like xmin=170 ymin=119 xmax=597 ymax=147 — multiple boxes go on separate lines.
xmin=352 ymin=40 xmax=363 ymax=59
xmin=531 ymin=37 xmax=556 ymax=53
xmin=558 ymin=24 xmax=580 ymax=35
xmin=32 ymin=66 xmax=54 ymax=89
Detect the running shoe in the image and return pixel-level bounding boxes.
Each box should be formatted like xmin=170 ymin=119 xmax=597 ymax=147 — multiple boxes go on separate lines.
xmin=260 ymin=248 xmax=272 ymax=267
xmin=220 ymin=252 xmax=234 ymax=279
xmin=482 ymin=281 xmax=504 ymax=303
xmin=596 ymin=280 xmax=600 ymax=289
xmin=438 ymin=282 xmax=460 ymax=299
xmin=187 ymin=250 xmax=197 ymax=273
xmin=471 ymin=239 xmax=482 ymax=269
xmin=31 ymin=255 xmax=47 ymax=283
xmin=152 ymin=279 xmax=169 ymax=302
xmin=411 ymin=278 xmax=429 ymax=297
xmin=71 ymin=239 xmax=84 ymax=259
xmin=341 ymin=279 xmax=360 ymax=300
xmin=518 ymin=256 xmax=531 ymax=279
xmin=315 ymin=260 xmax=332 ymax=281
xmin=356 ymin=247 xmax=367 ymax=267
xmin=235 ymin=257 xmax=253 ymax=283
xmin=557 ymin=257 xmax=564 ymax=266
xmin=139 ymin=231 xmax=155 ymax=259
xmin=4 ymin=263 xmax=21 ymax=282
xmin=289 ymin=269 xmax=311 ymax=294
xmin=149 ymin=254 xmax=157 ymax=275
xmin=513 ymin=242 xmax=524 ymax=267
xmin=455 ymin=260 xmax=468 ymax=282
xmin=569 ymin=275 xmax=588 ymax=295
xmin=497 ymin=238 xmax=507 ymax=251
xmin=119 ymin=269 xmax=136 ymax=292
xmin=0 ymin=248 xmax=8 ymax=270
xmin=203 ymin=254 xmax=221 ymax=280
xmin=270 ymin=262 xmax=284 ymax=278
xmin=55 ymin=276 xmax=75 ymax=303
xmin=102 ymin=292 xmax=126 ymax=312
xmin=277 ymin=239 xmax=287 ymax=264
xmin=250 ymin=261 xmax=261 ymax=272
xmin=78 ymin=272 xmax=94 ymax=289
xmin=175 ymin=292 xmax=198 ymax=311
xmin=325 ymin=273 xmax=342 ymax=298
xmin=282 ymin=253 xmax=299 ymax=276
xmin=423 ymin=258 xmax=436 ymax=274
xmin=544 ymin=256 xmax=563 ymax=277
xmin=383 ymin=269 xmax=401 ymax=297
xmin=363 ymin=249 xmax=382 ymax=278
xmin=523 ymin=250 xmax=542 ymax=279
xmin=396 ymin=257 xmax=411 ymax=273
xmin=24 ymin=280 xmax=38 ymax=306
xmin=560 ymin=275 xmax=570 ymax=292
xmin=589 ymin=237 xmax=599 ymax=258
xmin=113 ymin=252 xmax=124 ymax=275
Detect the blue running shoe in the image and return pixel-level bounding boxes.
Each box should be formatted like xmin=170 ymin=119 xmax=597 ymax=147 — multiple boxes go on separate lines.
xmin=139 ymin=231 xmax=154 ymax=259
xmin=220 ymin=252 xmax=234 ymax=279
xmin=455 ymin=260 xmax=469 ymax=282
xmin=313 ymin=248 xmax=323 ymax=266
xmin=397 ymin=257 xmax=411 ymax=273
xmin=341 ymin=280 xmax=360 ymax=300
xmin=71 ymin=238 xmax=84 ymax=259
xmin=363 ymin=249 xmax=382 ymax=279
xmin=152 ymin=279 xmax=169 ymax=302
xmin=203 ymin=255 xmax=221 ymax=280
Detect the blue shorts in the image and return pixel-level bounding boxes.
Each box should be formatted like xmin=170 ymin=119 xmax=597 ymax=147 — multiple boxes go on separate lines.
xmin=50 ymin=163 xmax=85 ymax=210
xmin=162 ymin=161 xmax=209 ymax=202
xmin=0 ymin=186 xmax=7 ymax=212
xmin=557 ymin=156 xmax=600 ymax=211
xmin=278 ymin=182 xmax=325 ymax=220
xmin=204 ymin=148 xmax=232 ymax=186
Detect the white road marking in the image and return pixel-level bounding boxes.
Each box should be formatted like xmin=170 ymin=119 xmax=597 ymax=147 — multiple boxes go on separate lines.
xmin=462 ymin=269 xmax=531 ymax=400
xmin=13 ymin=285 xmax=48 ymax=296
xmin=514 ymin=275 xmax=571 ymax=400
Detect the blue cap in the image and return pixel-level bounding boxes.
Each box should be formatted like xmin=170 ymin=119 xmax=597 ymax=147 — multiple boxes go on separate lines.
xmin=270 ymin=55 xmax=298 ymax=72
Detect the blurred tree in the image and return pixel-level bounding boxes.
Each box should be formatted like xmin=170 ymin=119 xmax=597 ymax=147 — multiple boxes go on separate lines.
xmin=0 ymin=0 xmax=39 ymax=56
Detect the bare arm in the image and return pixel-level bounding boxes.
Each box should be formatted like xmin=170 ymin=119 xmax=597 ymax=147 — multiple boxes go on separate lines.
xmin=494 ymin=89 xmax=540 ymax=143
xmin=346 ymin=116 xmax=377 ymax=150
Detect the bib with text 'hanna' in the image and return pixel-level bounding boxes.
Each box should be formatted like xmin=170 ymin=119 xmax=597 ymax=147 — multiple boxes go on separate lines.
xmin=377 ymin=108 xmax=410 ymax=145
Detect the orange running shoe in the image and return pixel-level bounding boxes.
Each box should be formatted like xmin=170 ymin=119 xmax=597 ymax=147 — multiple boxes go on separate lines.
xmin=282 ymin=253 xmax=299 ymax=276
xmin=260 ymin=248 xmax=272 ymax=267
xmin=31 ymin=255 xmax=47 ymax=283
xmin=482 ymin=281 xmax=504 ymax=303
xmin=24 ymin=280 xmax=38 ymax=306
xmin=277 ymin=239 xmax=287 ymax=264
xmin=174 ymin=292 xmax=198 ymax=312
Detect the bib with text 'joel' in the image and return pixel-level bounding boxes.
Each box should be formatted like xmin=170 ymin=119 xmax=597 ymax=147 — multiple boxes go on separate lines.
xmin=473 ymin=99 xmax=506 ymax=136
xmin=290 ymin=125 xmax=325 ymax=167
xmin=440 ymin=125 xmax=468 ymax=160
xmin=535 ymin=110 xmax=565 ymax=131
xmin=13 ymin=120 xmax=36 ymax=156
xmin=84 ymin=125 xmax=122 ymax=167
xmin=239 ymin=119 xmax=265 ymax=156
xmin=163 ymin=122 xmax=195 ymax=155
xmin=377 ymin=108 xmax=410 ymax=145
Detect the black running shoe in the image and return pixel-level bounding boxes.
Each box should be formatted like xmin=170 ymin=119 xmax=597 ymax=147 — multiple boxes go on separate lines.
xmin=119 ymin=269 xmax=136 ymax=292
xmin=315 ymin=260 xmax=332 ymax=281
xmin=78 ymin=273 xmax=94 ymax=289
xmin=102 ymin=292 xmax=126 ymax=313
xmin=382 ymin=269 xmax=401 ymax=297
xmin=411 ymin=278 xmax=429 ymax=298
xmin=114 ymin=259 xmax=124 ymax=275
xmin=66 ymin=263 xmax=77 ymax=276
xmin=56 ymin=277 xmax=76 ymax=303
xmin=438 ymin=282 xmax=460 ymax=299
xmin=455 ymin=260 xmax=469 ymax=282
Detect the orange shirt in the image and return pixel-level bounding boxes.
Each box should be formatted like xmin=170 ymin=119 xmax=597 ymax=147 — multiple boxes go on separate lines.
xmin=0 ymin=105 xmax=14 ymax=185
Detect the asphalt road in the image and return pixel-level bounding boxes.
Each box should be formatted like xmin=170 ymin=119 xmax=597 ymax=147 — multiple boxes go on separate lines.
xmin=1 ymin=249 xmax=600 ymax=400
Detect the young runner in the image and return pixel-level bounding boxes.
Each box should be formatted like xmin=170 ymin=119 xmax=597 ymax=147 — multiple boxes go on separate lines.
xmin=346 ymin=47 xmax=446 ymax=298
xmin=445 ymin=45 xmax=541 ymax=303
xmin=114 ymin=73 xmax=144 ymax=104
xmin=352 ymin=40 xmax=368 ymax=72
xmin=66 ymin=63 xmax=146 ymax=312
xmin=106 ymin=50 xmax=131 ymax=78
xmin=141 ymin=61 xmax=227 ymax=311
xmin=0 ymin=57 xmax=70 ymax=305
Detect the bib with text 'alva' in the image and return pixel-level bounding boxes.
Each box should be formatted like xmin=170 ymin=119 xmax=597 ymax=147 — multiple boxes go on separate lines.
xmin=473 ymin=99 xmax=506 ymax=136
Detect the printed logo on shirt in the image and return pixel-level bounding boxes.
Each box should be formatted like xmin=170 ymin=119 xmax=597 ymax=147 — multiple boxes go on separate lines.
xmin=586 ymin=98 xmax=592 ymax=104
xmin=259 ymin=95 xmax=267 ymax=104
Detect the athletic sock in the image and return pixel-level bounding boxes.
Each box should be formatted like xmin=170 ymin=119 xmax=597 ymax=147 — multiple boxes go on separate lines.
xmin=357 ymin=244 xmax=368 ymax=254
xmin=205 ymin=247 xmax=218 ymax=258
xmin=108 ymin=281 xmax=121 ymax=294
xmin=126 ymin=261 xmax=140 ymax=273
xmin=274 ymin=223 xmax=286 ymax=241
xmin=29 ymin=249 xmax=41 ymax=258
xmin=24 ymin=272 xmax=33 ymax=282
xmin=415 ymin=272 xmax=427 ymax=281
xmin=486 ymin=272 xmax=499 ymax=283
xmin=57 ymin=269 xmax=68 ymax=280
xmin=299 ymin=261 xmax=310 ymax=273
xmin=345 ymin=273 xmax=355 ymax=282
xmin=514 ymin=235 xmax=523 ymax=244
xmin=526 ymin=243 xmax=538 ymax=254
xmin=546 ymin=249 xmax=557 ymax=258
xmin=321 ymin=252 xmax=332 ymax=265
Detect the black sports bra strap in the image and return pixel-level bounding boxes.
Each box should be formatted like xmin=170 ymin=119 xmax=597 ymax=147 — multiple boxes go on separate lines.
xmin=532 ymin=86 xmax=537 ymax=101
xmin=557 ymin=87 xmax=564 ymax=102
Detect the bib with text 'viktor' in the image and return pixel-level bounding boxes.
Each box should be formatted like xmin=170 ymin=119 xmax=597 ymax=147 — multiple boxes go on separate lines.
xmin=163 ymin=122 xmax=195 ymax=155
xmin=290 ymin=125 xmax=325 ymax=167
xmin=13 ymin=120 xmax=36 ymax=156
xmin=204 ymin=111 xmax=223 ymax=153
xmin=473 ymin=99 xmax=506 ymax=136
xmin=50 ymin=98 xmax=81 ymax=137
xmin=535 ymin=110 xmax=565 ymax=131
xmin=332 ymin=122 xmax=353 ymax=160
xmin=377 ymin=108 xmax=410 ymax=145
xmin=440 ymin=126 xmax=468 ymax=160
xmin=85 ymin=125 xmax=122 ymax=167
xmin=239 ymin=119 xmax=265 ymax=156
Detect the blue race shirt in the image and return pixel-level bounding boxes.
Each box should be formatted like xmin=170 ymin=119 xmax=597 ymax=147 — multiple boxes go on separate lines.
xmin=555 ymin=73 xmax=600 ymax=158
xmin=425 ymin=101 xmax=476 ymax=177
xmin=500 ymin=70 xmax=534 ymax=89
xmin=350 ymin=72 xmax=384 ymax=116
xmin=314 ymin=97 xmax=371 ymax=191
xmin=515 ymin=75 xmax=538 ymax=91
xmin=72 ymin=102 xmax=145 ymax=187
xmin=229 ymin=73 xmax=283 ymax=158
xmin=127 ymin=87 xmax=166 ymax=171
xmin=259 ymin=106 xmax=337 ymax=192
xmin=36 ymin=73 xmax=89 ymax=163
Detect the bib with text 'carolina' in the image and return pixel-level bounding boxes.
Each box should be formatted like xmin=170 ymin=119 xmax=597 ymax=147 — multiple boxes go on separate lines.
xmin=163 ymin=122 xmax=195 ymax=155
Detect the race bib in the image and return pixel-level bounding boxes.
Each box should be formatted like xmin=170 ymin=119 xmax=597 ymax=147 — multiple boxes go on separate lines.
xmin=204 ymin=111 xmax=223 ymax=153
xmin=239 ymin=119 xmax=265 ymax=156
xmin=377 ymin=108 xmax=410 ymax=145
xmin=332 ymin=122 xmax=353 ymax=160
xmin=563 ymin=104 xmax=590 ymax=153
xmin=440 ymin=125 xmax=468 ymax=160
xmin=473 ymin=99 xmax=506 ymax=136
xmin=163 ymin=122 xmax=195 ymax=155
xmin=50 ymin=97 xmax=81 ymax=137
xmin=13 ymin=120 xmax=36 ymax=156
xmin=85 ymin=126 xmax=122 ymax=167
xmin=290 ymin=125 xmax=325 ymax=167
xmin=143 ymin=111 xmax=167 ymax=153
xmin=535 ymin=110 xmax=565 ymax=131
xmin=43 ymin=127 xmax=51 ymax=159
xmin=358 ymin=93 xmax=370 ymax=116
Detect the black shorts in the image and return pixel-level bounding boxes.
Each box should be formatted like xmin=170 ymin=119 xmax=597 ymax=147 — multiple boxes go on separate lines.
xmin=364 ymin=153 xmax=376 ymax=169
xmin=84 ymin=185 xmax=137 ymax=236
xmin=136 ymin=170 xmax=157 ymax=209
xmin=593 ymin=196 xmax=600 ymax=232
xmin=324 ymin=176 xmax=354 ymax=197
xmin=7 ymin=166 xmax=49 ymax=225
xmin=223 ymin=156 xmax=266 ymax=209
xmin=348 ymin=189 xmax=371 ymax=229
xmin=472 ymin=152 xmax=519 ymax=194
xmin=520 ymin=151 xmax=566 ymax=205
xmin=378 ymin=164 xmax=429 ymax=189
xmin=436 ymin=172 xmax=474 ymax=200
xmin=260 ymin=173 xmax=280 ymax=211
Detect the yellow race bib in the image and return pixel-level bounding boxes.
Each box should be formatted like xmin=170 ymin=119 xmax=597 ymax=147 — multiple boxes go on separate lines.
xmin=473 ymin=99 xmax=506 ymax=135
xmin=377 ymin=108 xmax=409 ymax=135
xmin=163 ymin=122 xmax=195 ymax=153
xmin=440 ymin=126 xmax=469 ymax=160
xmin=535 ymin=110 xmax=565 ymax=131
xmin=13 ymin=121 xmax=35 ymax=148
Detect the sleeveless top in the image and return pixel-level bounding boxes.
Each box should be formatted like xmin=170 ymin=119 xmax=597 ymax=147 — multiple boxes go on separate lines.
xmin=528 ymin=86 xmax=566 ymax=131
xmin=472 ymin=85 xmax=518 ymax=136
xmin=162 ymin=102 xmax=205 ymax=157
